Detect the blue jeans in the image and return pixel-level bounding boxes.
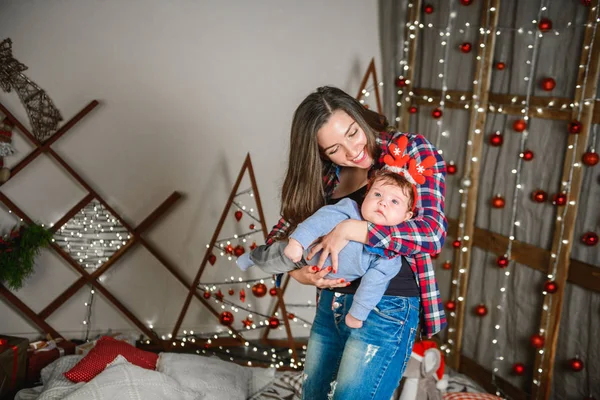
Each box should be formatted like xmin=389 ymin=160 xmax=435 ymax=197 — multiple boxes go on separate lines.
xmin=302 ymin=290 xmax=419 ymax=400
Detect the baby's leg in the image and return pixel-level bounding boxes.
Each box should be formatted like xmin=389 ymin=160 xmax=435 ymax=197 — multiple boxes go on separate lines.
xmin=240 ymin=240 xmax=304 ymax=275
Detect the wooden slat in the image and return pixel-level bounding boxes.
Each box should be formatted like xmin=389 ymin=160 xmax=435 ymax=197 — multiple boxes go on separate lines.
xmin=411 ymin=88 xmax=598 ymax=123
xmin=447 ymin=218 xmax=600 ymax=293
xmin=356 ymin=58 xmax=383 ymax=114
xmin=447 ymin=0 xmax=501 ymax=370
xmin=396 ymin=0 xmax=422 ymax=132
xmin=459 ymin=355 xmax=527 ymax=400
xmin=532 ymin=3 xmax=600 ymax=398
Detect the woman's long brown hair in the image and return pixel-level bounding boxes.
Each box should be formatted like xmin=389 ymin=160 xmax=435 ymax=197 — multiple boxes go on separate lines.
xmin=280 ymin=86 xmax=389 ymax=233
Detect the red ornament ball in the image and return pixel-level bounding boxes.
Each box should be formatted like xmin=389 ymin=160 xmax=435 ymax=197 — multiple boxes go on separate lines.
xmin=460 ymin=0 xmax=473 ymax=5
xmin=544 ymin=281 xmax=558 ymax=293
xmin=530 ymin=334 xmax=545 ymax=349
xmin=489 ymin=132 xmax=503 ymax=146
xmin=431 ymin=108 xmax=443 ymax=119
xmin=552 ymin=192 xmax=568 ymax=206
xmin=234 ymin=245 xmax=245 ymax=257
xmin=215 ymin=290 xmax=224 ymax=301
xmin=581 ymin=232 xmax=598 ymax=246
xmin=495 ymin=61 xmax=506 ymax=70
xmin=249 ymin=224 xmax=255 ymax=230
xmin=252 ymin=283 xmax=267 ymax=298
xmin=409 ymin=106 xmax=418 ymax=114
xmin=445 ymin=300 xmax=456 ymax=311
xmin=496 ymin=255 xmax=509 ymax=268
xmin=442 ymin=261 xmax=452 ymax=270
xmin=447 ymin=162 xmax=457 ymax=175
xmin=250 ymin=242 xmax=257 ymax=250
xmin=452 ymin=240 xmax=461 ymax=248
xmin=424 ymin=4 xmax=434 ymax=14
xmin=219 ymin=311 xmax=234 ymax=326
xmin=460 ymin=42 xmax=472 ymax=53
xmin=395 ymin=78 xmax=408 ymax=88
xmin=208 ymin=254 xmax=216 ymax=265
xmin=288 ymin=313 xmax=296 ymax=320
xmin=228 ymin=288 xmax=235 ymax=296
xmin=269 ymin=287 xmax=278 ymax=296
xmin=474 ymin=304 xmax=488 ymax=317
xmin=540 ymin=77 xmax=556 ymax=91
xmin=522 ymin=150 xmax=534 ymax=161
xmin=568 ymin=120 xmax=583 ymax=134
xmin=582 ymin=151 xmax=599 ymax=166
xmin=532 ymin=190 xmax=548 ymax=203
xmin=203 ymin=291 xmax=211 ymax=299
xmin=491 ymin=195 xmax=505 ymax=209
xmin=225 ymin=244 xmax=234 ymax=255
xmin=234 ymin=210 xmax=243 ymax=221
xmin=512 ymin=363 xmax=526 ymax=375
xmin=569 ymin=358 xmax=584 ymax=372
xmin=538 ymin=18 xmax=552 ymax=32
xmin=513 ymin=119 xmax=527 ymax=132
xmin=268 ymin=317 xmax=280 ymax=329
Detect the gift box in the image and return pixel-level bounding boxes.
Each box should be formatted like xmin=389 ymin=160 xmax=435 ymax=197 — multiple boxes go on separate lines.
xmin=0 ymin=335 xmax=28 ymax=398
xmin=26 ymin=339 xmax=76 ymax=385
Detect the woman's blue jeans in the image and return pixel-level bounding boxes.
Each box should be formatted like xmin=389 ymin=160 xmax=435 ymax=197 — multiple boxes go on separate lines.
xmin=302 ymin=290 xmax=420 ymax=400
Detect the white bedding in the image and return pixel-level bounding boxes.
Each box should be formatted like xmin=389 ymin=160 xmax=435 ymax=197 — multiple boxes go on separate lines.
xmin=15 ymin=353 xmax=276 ymax=400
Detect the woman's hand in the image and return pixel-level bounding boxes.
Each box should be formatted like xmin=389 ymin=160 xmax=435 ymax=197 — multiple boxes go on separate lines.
xmin=289 ymin=265 xmax=348 ymax=289
xmin=306 ymin=219 xmax=368 ymax=272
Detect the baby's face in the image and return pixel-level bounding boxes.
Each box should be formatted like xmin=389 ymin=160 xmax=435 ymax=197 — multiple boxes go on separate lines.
xmin=361 ymin=180 xmax=413 ymax=226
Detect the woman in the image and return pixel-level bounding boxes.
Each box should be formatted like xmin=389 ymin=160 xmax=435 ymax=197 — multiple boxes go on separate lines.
xmin=266 ymin=86 xmax=447 ymax=400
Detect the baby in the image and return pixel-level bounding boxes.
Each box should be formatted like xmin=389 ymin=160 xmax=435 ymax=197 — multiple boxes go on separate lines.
xmin=237 ymin=171 xmax=415 ymax=328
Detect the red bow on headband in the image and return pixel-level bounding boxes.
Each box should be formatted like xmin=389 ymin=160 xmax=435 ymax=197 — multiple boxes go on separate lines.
xmin=383 ymin=136 xmax=436 ymax=185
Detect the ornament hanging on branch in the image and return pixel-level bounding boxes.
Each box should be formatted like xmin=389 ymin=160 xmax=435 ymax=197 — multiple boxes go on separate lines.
xmin=234 ymin=210 xmax=243 ymax=221
xmin=395 ymin=78 xmax=408 ymax=88
xmin=239 ymin=289 xmax=245 ymax=302
xmin=409 ymin=106 xmax=418 ymax=114
xmin=581 ymin=232 xmax=598 ymax=246
xmin=442 ymin=261 xmax=452 ymax=270
xmin=582 ymin=149 xmax=598 ymax=166
xmin=544 ymin=281 xmax=558 ymax=293
xmin=512 ymin=363 xmax=525 ymax=375
xmin=496 ymin=255 xmax=509 ymax=268
xmin=489 ymin=131 xmax=503 ymax=146
xmin=431 ymin=108 xmax=443 ymax=119
xmin=459 ymin=42 xmax=472 ymax=53
xmin=268 ymin=317 xmax=280 ymax=329
xmin=219 ymin=311 xmax=234 ymax=326
xmin=552 ymin=192 xmax=567 ymax=206
xmin=530 ymin=334 xmax=545 ymax=349
xmin=269 ymin=287 xmax=278 ymax=296
xmin=445 ymin=300 xmax=456 ymax=311
xmin=568 ymin=357 xmax=584 ymax=372
xmin=538 ymin=18 xmax=552 ymax=32
xmin=540 ymin=77 xmax=556 ymax=91
xmin=494 ymin=61 xmax=506 ymax=70
xmin=522 ymin=150 xmax=534 ymax=161
xmin=0 ymin=39 xmax=63 ymax=142
xmin=568 ymin=120 xmax=583 ymax=134
xmin=532 ymin=190 xmax=548 ymax=203
xmin=423 ymin=4 xmax=434 ymax=14
xmin=513 ymin=119 xmax=527 ymax=132
xmin=252 ymin=283 xmax=267 ymax=298
xmin=474 ymin=304 xmax=488 ymax=317
xmin=452 ymin=240 xmax=461 ymax=248
xmin=208 ymin=254 xmax=216 ymax=265
xmin=0 ymin=223 xmax=53 ymax=290
xmin=447 ymin=162 xmax=457 ymax=175
xmin=491 ymin=195 xmax=505 ymax=209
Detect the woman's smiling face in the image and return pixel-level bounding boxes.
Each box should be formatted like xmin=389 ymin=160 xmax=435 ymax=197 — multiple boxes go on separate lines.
xmin=317 ymin=110 xmax=373 ymax=169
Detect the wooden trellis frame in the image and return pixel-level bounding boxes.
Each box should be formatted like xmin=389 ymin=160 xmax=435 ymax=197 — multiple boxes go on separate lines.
xmin=0 ymin=100 xmax=183 ymax=346
xmin=392 ymin=1 xmax=600 ymax=398
xmin=531 ymin=2 xmax=600 ymax=398
xmin=447 ymin=0 xmax=500 ymax=370
xmin=170 ymin=154 xmax=300 ymax=363
xmin=355 ymin=58 xmax=383 ymax=114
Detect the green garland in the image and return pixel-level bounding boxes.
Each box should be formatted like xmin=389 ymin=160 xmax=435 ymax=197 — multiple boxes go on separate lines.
xmin=0 ymin=223 xmax=53 ymax=290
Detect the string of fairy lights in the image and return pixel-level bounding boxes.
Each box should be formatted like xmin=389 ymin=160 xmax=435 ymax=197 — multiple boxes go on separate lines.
xmin=441 ymin=2 xmax=496 ymax=358
xmin=532 ymin=3 xmax=599 ymax=391
xmin=486 ymin=0 xmax=551 ymax=393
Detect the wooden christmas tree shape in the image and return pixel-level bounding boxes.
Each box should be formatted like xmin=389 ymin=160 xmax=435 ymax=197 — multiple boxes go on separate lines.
xmin=170 ymin=154 xmax=300 ymax=364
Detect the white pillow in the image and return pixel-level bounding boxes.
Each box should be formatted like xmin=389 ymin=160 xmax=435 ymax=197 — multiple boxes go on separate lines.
xmin=62 ymin=355 xmax=201 ymax=400
xmin=157 ymin=353 xmax=275 ymax=400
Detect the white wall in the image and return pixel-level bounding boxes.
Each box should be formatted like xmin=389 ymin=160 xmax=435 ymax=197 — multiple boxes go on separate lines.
xmin=0 ymin=0 xmax=381 ymax=341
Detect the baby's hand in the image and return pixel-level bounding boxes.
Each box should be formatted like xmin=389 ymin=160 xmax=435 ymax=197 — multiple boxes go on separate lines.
xmin=345 ymin=314 xmax=363 ymax=329
xmin=284 ymin=239 xmax=304 ymax=263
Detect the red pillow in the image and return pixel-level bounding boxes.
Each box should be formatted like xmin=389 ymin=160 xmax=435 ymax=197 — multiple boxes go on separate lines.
xmin=64 ymin=336 xmax=158 ymax=382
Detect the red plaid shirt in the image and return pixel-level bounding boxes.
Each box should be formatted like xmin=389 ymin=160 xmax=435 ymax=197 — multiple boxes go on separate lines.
xmin=266 ymin=131 xmax=447 ymax=337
